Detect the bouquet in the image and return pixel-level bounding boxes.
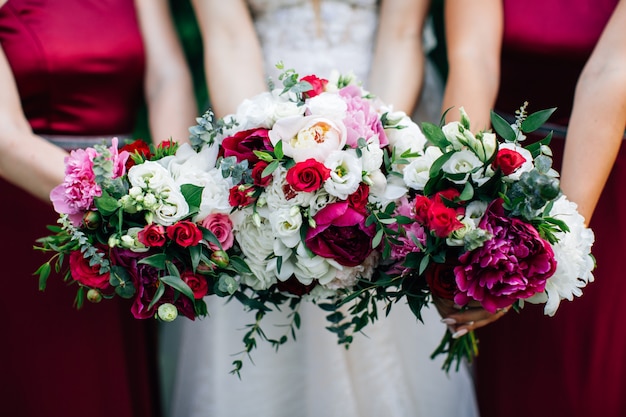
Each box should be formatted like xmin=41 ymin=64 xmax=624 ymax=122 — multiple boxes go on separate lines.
xmin=35 ymin=138 xmax=247 ymax=322
xmin=365 ymin=104 xmax=596 ymax=371
xmin=188 ymin=64 xmax=431 ymax=370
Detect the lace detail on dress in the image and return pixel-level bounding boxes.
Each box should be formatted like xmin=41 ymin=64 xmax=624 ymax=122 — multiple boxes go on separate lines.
xmin=247 ymin=0 xmax=378 ymax=82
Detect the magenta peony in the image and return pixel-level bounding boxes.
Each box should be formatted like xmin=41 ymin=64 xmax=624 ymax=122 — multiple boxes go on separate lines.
xmin=453 ymin=199 xmax=557 ymax=313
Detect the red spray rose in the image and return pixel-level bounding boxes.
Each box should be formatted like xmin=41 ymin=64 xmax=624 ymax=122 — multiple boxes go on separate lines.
xmin=493 ymin=148 xmax=527 ymax=176
xmin=301 ymin=74 xmax=328 ymax=98
xmin=166 ymin=221 xmax=202 ymax=247
xmin=181 ymin=271 xmax=209 ymax=299
xmin=348 ymin=183 xmax=370 ymax=212
xmin=251 ymin=161 xmax=273 ymax=187
xmin=427 ymin=201 xmax=464 ymax=238
xmin=221 ymin=128 xmax=272 ymax=163
xmin=286 ymin=158 xmax=331 ymax=192
xmin=120 ymin=139 xmax=152 ymax=169
xmin=69 ymin=250 xmax=110 ymax=290
xmin=138 ymin=224 xmax=166 ymax=247
xmin=228 ymin=185 xmax=256 ymax=208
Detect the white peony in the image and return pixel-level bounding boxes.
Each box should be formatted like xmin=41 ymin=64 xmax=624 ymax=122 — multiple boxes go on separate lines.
xmin=264 ymin=166 xmax=313 ymax=211
xmin=232 ymin=92 xmax=278 ymax=129
xmin=305 ymin=92 xmax=348 ymax=118
xmin=269 ymin=115 xmax=347 ymax=163
xmin=526 ymin=195 xmax=595 ymax=316
xmin=293 ymin=244 xmax=337 ymax=285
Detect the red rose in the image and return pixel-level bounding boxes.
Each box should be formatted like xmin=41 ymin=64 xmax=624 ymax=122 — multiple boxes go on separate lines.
xmin=348 ymin=183 xmax=370 ymax=211
xmin=158 ymin=140 xmax=176 ymax=150
xmin=181 ymin=271 xmax=209 ymax=299
xmin=228 ymin=185 xmax=256 ymax=208
xmin=413 ymin=195 xmax=432 ymax=225
xmin=69 ymin=250 xmax=110 ymax=290
xmin=120 ymin=139 xmax=152 ymax=169
xmin=166 ymin=221 xmax=202 ymax=247
xmin=301 ymin=75 xmax=328 ymax=98
xmin=424 ymin=261 xmax=459 ymax=300
xmin=200 ymin=213 xmax=234 ymax=250
xmin=251 ymin=161 xmax=273 ymax=187
xmin=427 ymin=201 xmax=464 ymax=238
xmin=221 ymin=128 xmax=272 ymax=163
xmin=493 ymin=148 xmax=527 ymax=176
xmin=286 ymin=158 xmax=331 ymax=192
xmin=138 ymin=224 xmax=166 ymax=247
xmin=434 ymin=188 xmax=465 ymax=215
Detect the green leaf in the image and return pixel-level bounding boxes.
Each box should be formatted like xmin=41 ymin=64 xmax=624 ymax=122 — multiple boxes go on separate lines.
xmin=161 ymin=274 xmax=195 ymax=301
xmin=459 ymin=182 xmax=475 ymax=201
xmin=395 ymin=215 xmax=413 ymax=225
xmin=229 ymin=256 xmax=252 ymax=274
xmin=429 ymin=151 xmax=454 ymax=178
xmin=35 ymin=262 xmax=51 ymax=291
xmin=189 ymin=245 xmax=201 ymax=271
xmin=371 ymin=227 xmax=384 ymax=249
xmin=421 ymin=122 xmax=451 ymax=148
xmin=218 ymin=274 xmax=238 ymax=295
xmin=181 ymin=184 xmax=204 ymax=211
xmin=274 ymin=140 xmax=284 ymax=160
xmin=262 ymin=160 xmax=280 ymax=178
xmin=521 ymin=108 xmax=557 ymax=133
xmin=147 ymin=282 xmax=166 ymax=311
xmin=490 ymin=111 xmax=517 ymax=142
xmin=138 ymin=253 xmax=167 ymax=270
xmin=201 ymin=228 xmax=223 ymax=250
xmin=94 ymin=190 xmax=119 ymax=217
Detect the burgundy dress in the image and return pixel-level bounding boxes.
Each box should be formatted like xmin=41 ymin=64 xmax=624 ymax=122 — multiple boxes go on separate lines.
xmin=0 ymin=1 xmax=159 ymax=416
xmin=475 ymin=1 xmax=624 ymax=417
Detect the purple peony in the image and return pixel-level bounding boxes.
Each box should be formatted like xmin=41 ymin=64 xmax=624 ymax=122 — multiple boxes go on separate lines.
xmin=453 ymin=199 xmax=557 ymax=313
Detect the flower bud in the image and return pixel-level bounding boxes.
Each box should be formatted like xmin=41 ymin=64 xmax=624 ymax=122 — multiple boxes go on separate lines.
xmin=196 ymin=260 xmax=215 ymax=275
xmin=82 ymin=211 xmax=101 ymax=230
xmin=86 ymin=288 xmax=102 ymax=303
xmin=210 ymin=250 xmax=230 ymax=268
xmin=157 ymin=303 xmax=178 ymax=322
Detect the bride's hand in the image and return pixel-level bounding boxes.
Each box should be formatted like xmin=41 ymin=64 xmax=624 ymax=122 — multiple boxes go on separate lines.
xmin=433 ymin=296 xmax=511 ymax=339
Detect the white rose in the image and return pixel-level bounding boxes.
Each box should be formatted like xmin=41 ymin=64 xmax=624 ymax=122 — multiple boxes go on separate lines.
xmin=464 ymin=200 xmax=489 ymax=227
xmin=153 ymin=188 xmax=189 ymax=226
xmin=441 ymin=149 xmax=483 ymax=184
xmin=233 ymin=210 xmax=278 ymax=290
xmin=234 ymin=92 xmax=277 ymax=129
xmin=269 ymin=115 xmax=347 ymax=163
xmin=323 ymin=150 xmax=362 ymax=199
xmin=403 ymin=146 xmax=443 ymax=191
xmin=128 ymin=161 xmax=175 ymax=192
xmin=269 ymin=207 xmax=303 ymax=248
xmin=293 ymin=244 xmax=337 ymax=285
xmin=385 ymin=117 xmax=427 ymax=160
xmin=195 ymin=169 xmax=233 ymax=221
xmin=305 ymin=92 xmax=348 ymax=118
xmin=272 ymin=93 xmax=306 ymax=120
xmin=359 ymin=137 xmax=384 ymax=174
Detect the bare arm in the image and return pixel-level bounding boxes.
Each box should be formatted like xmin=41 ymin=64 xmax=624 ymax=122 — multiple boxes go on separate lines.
xmin=191 ymin=0 xmax=266 ymax=118
xmin=0 ymin=48 xmax=68 ymax=202
xmin=560 ymin=0 xmax=626 ymax=223
xmin=135 ymin=0 xmax=197 ymax=144
xmin=368 ymin=0 xmax=431 ymax=114
xmin=441 ymin=0 xmax=502 ymax=130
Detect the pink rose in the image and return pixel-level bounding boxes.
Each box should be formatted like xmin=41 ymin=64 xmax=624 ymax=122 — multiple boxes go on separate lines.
xmin=286 ymin=158 xmax=331 ymax=192
xmin=138 ymin=224 xmax=166 ymax=247
xmin=166 ymin=221 xmax=202 ymax=247
xmin=221 ymin=128 xmax=272 ymax=163
xmin=305 ymin=201 xmax=376 ymax=267
xmin=69 ymin=250 xmax=110 ymax=290
xmin=200 ymin=213 xmax=234 ymax=250
xmin=181 ymin=271 xmax=209 ymax=299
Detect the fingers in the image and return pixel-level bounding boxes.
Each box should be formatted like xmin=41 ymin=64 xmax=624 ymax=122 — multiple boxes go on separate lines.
xmin=438 ymin=302 xmax=512 ymax=339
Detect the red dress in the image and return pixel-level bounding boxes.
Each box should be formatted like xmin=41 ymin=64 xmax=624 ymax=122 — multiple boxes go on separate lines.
xmin=0 ymin=1 xmax=159 ymax=416
xmin=475 ymin=1 xmax=624 ymax=417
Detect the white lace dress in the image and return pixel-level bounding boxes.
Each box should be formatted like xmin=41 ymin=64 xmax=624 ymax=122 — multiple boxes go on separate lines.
xmin=162 ymin=1 xmax=478 ymax=416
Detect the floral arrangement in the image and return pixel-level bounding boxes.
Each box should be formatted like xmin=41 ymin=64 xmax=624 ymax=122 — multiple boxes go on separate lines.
xmin=362 ymin=104 xmax=596 ymax=372
xmin=188 ymin=64 xmax=431 ymax=370
xmin=35 ymin=138 xmax=247 ymax=322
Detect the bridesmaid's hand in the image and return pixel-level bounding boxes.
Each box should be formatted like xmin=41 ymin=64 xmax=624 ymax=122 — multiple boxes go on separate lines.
xmin=433 ymin=296 xmax=511 ymax=339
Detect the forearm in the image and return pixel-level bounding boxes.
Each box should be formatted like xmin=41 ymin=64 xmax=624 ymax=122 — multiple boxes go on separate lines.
xmin=368 ymin=0 xmax=430 ymax=113
xmin=192 ymin=0 xmax=266 ymax=118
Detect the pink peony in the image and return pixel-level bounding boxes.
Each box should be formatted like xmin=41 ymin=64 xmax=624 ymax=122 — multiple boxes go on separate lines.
xmin=339 ymin=85 xmax=388 ymax=148
xmin=453 ymin=199 xmax=557 ymax=312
